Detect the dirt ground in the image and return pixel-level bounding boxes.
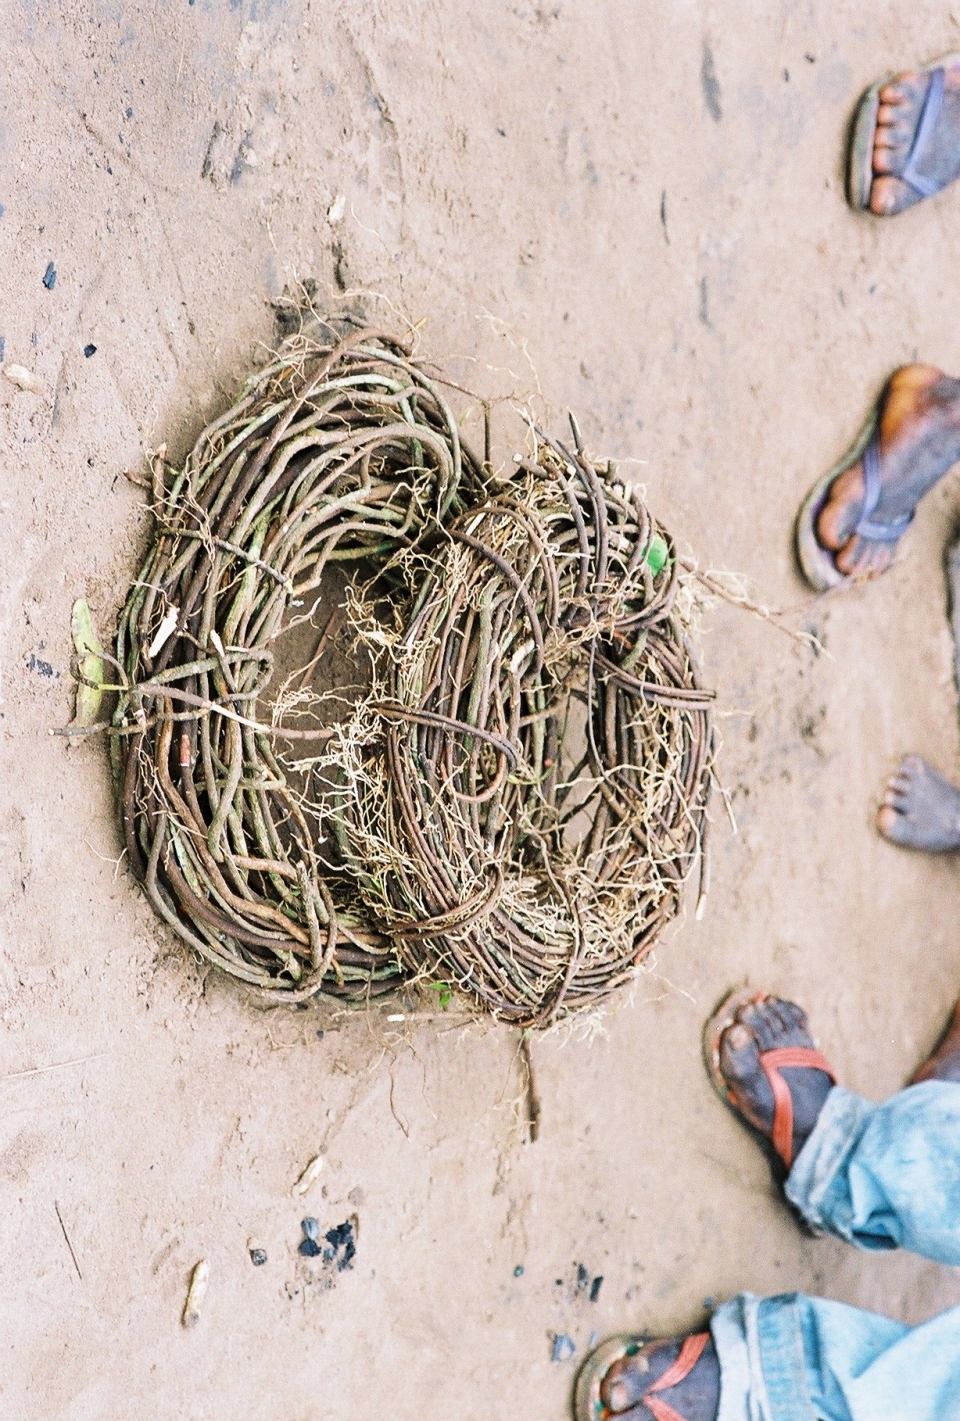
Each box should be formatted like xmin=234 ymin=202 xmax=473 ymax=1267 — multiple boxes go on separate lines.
xmin=4 ymin=3 xmax=960 ymax=1418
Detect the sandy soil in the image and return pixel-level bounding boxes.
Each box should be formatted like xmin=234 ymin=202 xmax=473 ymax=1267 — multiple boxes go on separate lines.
xmin=4 ymin=4 xmax=960 ymax=1418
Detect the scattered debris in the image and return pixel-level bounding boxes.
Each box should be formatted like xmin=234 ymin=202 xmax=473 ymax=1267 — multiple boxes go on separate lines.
xmin=292 ymin=1153 xmax=324 ymax=1197
xmin=83 ymin=343 xmax=97 ymax=358
xmin=26 ymin=651 xmax=55 ymax=678
xmin=71 ymin=599 xmax=105 ymax=726
xmin=42 ymin=261 xmax=57 ymax=290
xmin=4 ymin=1051 xmax=108 ymax=1080
xmin=521 ymin=1032 xmax=541 ymax=1142
xmin=322 ymin=1218 xmax=356 ymax=1271
xmin=54 ymin=1201 xmax=83 ymax=1281
xmin=327 ymin=192 xmax=345 ymax=223
xmin=247 ymin=1240 xmax=267 ymax=1266
xmin=551 ymin=1334 xmax=576 ymax=1362
xmin=293 ymin=1216 xmax=358 ymax=1295
xmin=298 ymin=1218 xmax=322 ymax=1258
xmin=3 ymin=363 xmax=44 ymax=394
xmin=589 ymin=1275 xmax=604 ymax=1303
xmin=576 ymin=1263 xmax=589 ymax=1291
xmin=514 ymin=1265 xmax=524 ymax=1277
xmin=299 ymin=1217 xmax=356 ymax=1265
xmin=182 ymin=1259 xmax=209 ymax=1328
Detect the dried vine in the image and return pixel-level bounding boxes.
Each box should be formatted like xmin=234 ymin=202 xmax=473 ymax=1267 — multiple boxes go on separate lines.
xmin=77 ymin=323 xmax=714 ymax=1024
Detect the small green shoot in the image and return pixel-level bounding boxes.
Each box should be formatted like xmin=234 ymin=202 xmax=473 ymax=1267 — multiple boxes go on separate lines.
xmin=427 ymin=981 xmax=454 ymax=1010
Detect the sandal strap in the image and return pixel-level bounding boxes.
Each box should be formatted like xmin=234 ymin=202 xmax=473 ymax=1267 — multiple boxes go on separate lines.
xmin=644 ymin=1396 xmax=693 ymax=1421
xmin=901 ymin=67 xmax=946 ymax=199
xmin=855 ymin=436 xmax=914 ymax=542
xmin=759 ymin=1046 xmax=837 ymax=1169
xmin=649 ymin=1332 xmax=709 ymax=1393
xmin=640 ymin=1334 xmax=710 ymax=1421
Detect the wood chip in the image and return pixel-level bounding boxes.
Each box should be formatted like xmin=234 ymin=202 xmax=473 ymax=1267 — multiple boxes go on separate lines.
xmin=292 ymin=1154 xmax=324 ymax=1196
xmin=181 ymin=1259 xmax=209 ymax=1328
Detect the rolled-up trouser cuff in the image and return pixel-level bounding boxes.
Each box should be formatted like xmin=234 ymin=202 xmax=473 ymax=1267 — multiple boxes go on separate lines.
xmin=712 ymin=1293 xmax=819 ymax=1421
xmin=711 ymin=1293 xmax=775 ymax=1421
xmin=784 ymin=1086 xmax=885 ymax=1245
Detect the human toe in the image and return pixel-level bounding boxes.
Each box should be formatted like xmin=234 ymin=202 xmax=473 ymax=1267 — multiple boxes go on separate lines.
xmin=780 ymin=1000 xmax=810 ymax=1036
xmin=883 ymin=781 xmax=911 ymax=809
xmin=870 ymin=174 xmax=912 ymax=215
xmin=767 ymin=999 xmax=796 ymax=1035
xmin=601 ymin=1356 xmax=646 ymax=1412
xmin=875 ymin=99 xmax=908 ymax=130
xmin=739 ymin=998 xmax=783 ymax=1051
xmin=878 ymin=80 xmax=912 ymax=105
xmin=835 ymin=536 xmax=893 ymax=578
xmin=878 ymin=803 xmax=912 ymax=843
xmin=718 ymin=1021 xmax=760 ymax=1084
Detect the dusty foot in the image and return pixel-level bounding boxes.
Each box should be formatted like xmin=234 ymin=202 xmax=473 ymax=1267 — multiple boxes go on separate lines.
xmin=816 ymin=365 xmax=960 ymax=579
xmin=718 ymin=997 xmax=834 ymax=1165
xmin=601 ymin=1336 xmax=720 ymax=1420
xmin=911 ymin=997 xmax=960 ymax=1085
xmin=878 ymin=755 xmax=960 ymax=850
xmin=871 ymin=65 xmax=960 ymax=215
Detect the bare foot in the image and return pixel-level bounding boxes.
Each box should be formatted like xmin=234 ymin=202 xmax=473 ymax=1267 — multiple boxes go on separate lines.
xmin=718 ymin=997 xmax=834 ymax=1166
xmin=816 ymin=365 xmax=960 ymax=579
xmin=601 ymin=1335 xmax=720 ymax=1420
xmin=910 ymin=997 xmax=960 ymax=1084
xmin=878 ymin=755 xmax=960 ymax=850
xmin=871 ymin=64 xmax=960 ymax=215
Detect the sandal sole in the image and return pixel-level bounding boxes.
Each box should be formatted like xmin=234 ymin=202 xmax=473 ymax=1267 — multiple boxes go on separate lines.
xmin=701 ymin=984 xmax=796 ymax=1186
xmin=574 ymin=1334 xmax=670 ymax=1421
xmin=794 ymin=403 xmax=880 ymax=593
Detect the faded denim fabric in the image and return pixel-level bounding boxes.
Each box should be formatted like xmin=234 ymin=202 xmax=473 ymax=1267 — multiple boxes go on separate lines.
xmin=710 ymin=1083 xmax=960 ymax=1420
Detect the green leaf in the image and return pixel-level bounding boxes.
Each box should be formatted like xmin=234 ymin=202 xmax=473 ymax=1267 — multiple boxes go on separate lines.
xmin=71 ymin=598 xmax=105 ymax=726
xmin=645 ymin=535 xmax=668 ymax=575
xmin=427 ymin=981 xmax=453 ymax=1009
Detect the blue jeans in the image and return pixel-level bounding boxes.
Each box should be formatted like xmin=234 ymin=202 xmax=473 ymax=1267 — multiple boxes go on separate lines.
xmin=710 ymin=1082 xmax=960 ymax=1421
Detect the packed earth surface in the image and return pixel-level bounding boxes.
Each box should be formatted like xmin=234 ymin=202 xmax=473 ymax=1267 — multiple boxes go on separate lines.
xmin=3 ymin=4 xmax=960 ymax=1419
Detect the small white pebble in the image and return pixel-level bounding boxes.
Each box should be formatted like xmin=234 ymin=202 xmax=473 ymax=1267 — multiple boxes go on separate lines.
xmin=386 ymin=1013 xmax=405 ymax=1022
xmin=327 ymin=193 xmax=346 ymax=223
xmin=181 ymin=1259 xmax=209 ymax=1328
xmin=3 ymin=363 xmax=44 ymax=394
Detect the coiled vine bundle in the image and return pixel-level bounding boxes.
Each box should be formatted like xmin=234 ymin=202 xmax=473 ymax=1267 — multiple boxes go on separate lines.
xmin=96 ymin=323 xmax=713 ymax=1024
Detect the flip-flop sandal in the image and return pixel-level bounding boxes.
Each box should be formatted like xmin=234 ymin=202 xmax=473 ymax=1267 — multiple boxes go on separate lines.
xmin=574 ymin=1331 xmax=711 ymax=1421
xmin=795 ymin=405 xmax=914 ymax=593
xmin=849 ymin=54 xmax=960 ymax=212
xmin=702 ymin=987 xmax=836 ymax=1172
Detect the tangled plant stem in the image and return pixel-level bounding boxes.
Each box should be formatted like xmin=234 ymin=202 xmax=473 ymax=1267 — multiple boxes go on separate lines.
xmin=321 ymin=430 xmax=714 ymax=1025
xmin=81 ymin=321 xmax=714 ymax=1023
xmin=111 ymin=323 xmax=486 ymax=1000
